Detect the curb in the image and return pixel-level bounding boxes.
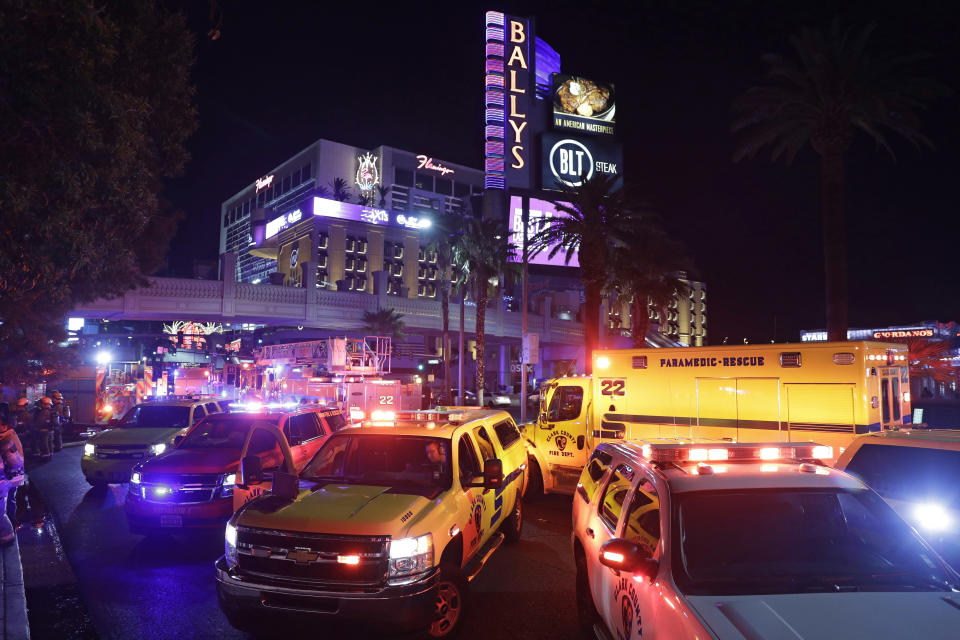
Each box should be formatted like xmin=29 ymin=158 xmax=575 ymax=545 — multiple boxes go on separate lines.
xmin=2 ymin=536 xmax=30 ymax=640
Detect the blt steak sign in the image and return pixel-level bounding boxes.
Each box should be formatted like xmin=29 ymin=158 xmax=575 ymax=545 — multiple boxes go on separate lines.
xmin=541 ymin=132 xmax=623 ymax=190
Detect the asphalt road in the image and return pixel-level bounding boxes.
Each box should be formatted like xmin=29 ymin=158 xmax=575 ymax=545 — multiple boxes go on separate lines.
xmin=22 ymin=445 xmax=578 ymax=640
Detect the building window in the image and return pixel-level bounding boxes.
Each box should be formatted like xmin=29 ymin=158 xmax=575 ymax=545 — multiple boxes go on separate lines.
xmin=417 ymin=247 xmax=438 ymax=299
xmin=384 ymin=242 xmax=405 ymax=296
xmin=415 ymin=172 xmax=433 ymax=191
xmin=454 ymin=182 xmax=470 ymax=198
xmin=435 ymin=178 xmax=453 ymax=196
xmin=395 ymin=168 xmax=413 ymax=187
xmin=302 ymin=163 xmax=311 ymax=180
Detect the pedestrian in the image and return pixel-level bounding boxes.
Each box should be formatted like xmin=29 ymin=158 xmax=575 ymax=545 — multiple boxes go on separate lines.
xmin=50 ymin=390 xmax=70 ymax=451
xmin=0 ymin=413 xmax=25 ymax=541
xmin=31 ymin=397 xmax=56 ymax=459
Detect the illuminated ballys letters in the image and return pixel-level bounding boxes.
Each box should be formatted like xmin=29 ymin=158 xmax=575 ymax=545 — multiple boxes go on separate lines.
xmin=507 ymin=20 xmax=528 ymax=169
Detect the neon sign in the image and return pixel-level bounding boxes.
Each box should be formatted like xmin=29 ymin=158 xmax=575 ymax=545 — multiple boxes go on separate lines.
xmin=415 ymin=155 xmax=455 ymax=176
xmin=355 ymin=152 xmax=380 ymax=191
xmin=873 ymin=329 xmax=934 ymax=339
xmin=396 ymin=214 xmax=431 ymax=229
xmin=255 ymin=174 xmax=275 ymax=192
xmin=484 ymin=11 xmax=534 ymax=190
xmin=360 ymin=208 xmax=389 ymax=225
xmin=265 ymin=207 xmax=303 ymax=239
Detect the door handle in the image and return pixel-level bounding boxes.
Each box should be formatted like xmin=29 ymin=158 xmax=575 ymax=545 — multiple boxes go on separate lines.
xmin=585 ymin=527 xmax=595 ymax=539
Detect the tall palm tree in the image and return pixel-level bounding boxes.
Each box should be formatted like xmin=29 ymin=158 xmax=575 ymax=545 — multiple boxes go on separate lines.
xmin=426 ymin=210 xmax=463 ymax=406
xmin=453 ymin=216 xmax=518 ymax=406
xmin=328 ymin=177 xmax=353 ymax=203
xmin=362 ymin=308 xmax=406 ymax=346
xmin=607 ymin=225 xmax=692 ymax=347
xmin=528 ymin=173 xmax=638 ymax=373
xmin=733 ymin=20 xmax=947 ymax=341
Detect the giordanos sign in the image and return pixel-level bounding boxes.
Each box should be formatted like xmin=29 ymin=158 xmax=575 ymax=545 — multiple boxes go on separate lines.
xmin=541 ymin=132 xmax=623 ymax=190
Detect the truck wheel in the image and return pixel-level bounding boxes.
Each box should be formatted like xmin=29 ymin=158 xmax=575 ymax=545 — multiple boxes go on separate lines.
xmin=576 ymin=550 xmax=604 ymax=640
xmin=429 ymin=562 xmax=468 ymax=638
xmin=524 ymin=459 xmax=543 ymax=501
xmin=502 ymin=492 xmax=523 ymax=543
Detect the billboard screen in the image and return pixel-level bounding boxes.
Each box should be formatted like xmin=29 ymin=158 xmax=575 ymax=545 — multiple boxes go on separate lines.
xmin=552 ymin=74 xmax=616 ymax=136
xmin=508 ymin=195 xmax=580 ymax=268
xmin=540 ymin=132 xmax=624 ymax=191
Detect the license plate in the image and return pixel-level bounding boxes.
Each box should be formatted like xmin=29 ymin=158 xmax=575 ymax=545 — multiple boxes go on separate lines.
xmin=160 ymin=515 xmax=182 ymax=528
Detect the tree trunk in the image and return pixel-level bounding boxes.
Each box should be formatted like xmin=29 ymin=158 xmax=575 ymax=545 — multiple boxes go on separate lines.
xmin=631 ymin=295 xmax=649 ymax=348
xmin=583 ymin=282 xmax=602 ymax=375
xmin=458 ymin=290 xmax=465 ymax=404
xmin=475 ymin=280 xmax=488 ymax=407
xmin=820 ymin=150 xmax=848 ymax=342
xmin=440 ymin=260 xmax=451 ymax=406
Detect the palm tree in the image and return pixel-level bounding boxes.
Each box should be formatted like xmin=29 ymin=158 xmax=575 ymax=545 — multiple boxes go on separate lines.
xmin=528 ymin=173 xmax=638 ymax=373
xmin=328 ymin=177 xmax=352 ymax=203
xmin=376 ymin=185 xmax=390 ymax=208
xmin=733 ymin=20 xmax=947 ymax=341
xmin=362 ymin=308 xmax=406 ymax=346
xmin=607 ymin=226 xmax=692 ymax=347
xmin=453 ymin=216 xmax=518 ymax=406
xmin=426 ymin=210 xmax=463 ymax=406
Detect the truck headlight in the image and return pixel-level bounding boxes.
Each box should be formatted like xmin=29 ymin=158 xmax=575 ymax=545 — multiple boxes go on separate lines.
xmin=220 ymin=473 xmax=237 ymax=498
xmin=149 ymin=443 xmax=167 ymax=456
xmin=387 ymin=533 xmax=433 ymax=585
xmin=914 ymin=503 xmax=953 ymax=532
xmin=84 ymin=443 xmax=96 ymax=457
xmin=225 ymin=522 xmax=238 ymax=568
xmin=130 ymin=471 xmax=141 ymax=485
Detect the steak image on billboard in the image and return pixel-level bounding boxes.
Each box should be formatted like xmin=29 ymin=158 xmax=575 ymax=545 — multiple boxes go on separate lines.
xmin=508 ymin=195 xmax=580 ymax=268
xmin=540 ymin=132 xmax=624 ymax=191
xmin=552 ymin=73 xmax=616 ymax=136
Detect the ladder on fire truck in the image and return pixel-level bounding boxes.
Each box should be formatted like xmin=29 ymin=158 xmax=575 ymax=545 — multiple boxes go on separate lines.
xmin=255 ymin=336 xmax=392 ymax=376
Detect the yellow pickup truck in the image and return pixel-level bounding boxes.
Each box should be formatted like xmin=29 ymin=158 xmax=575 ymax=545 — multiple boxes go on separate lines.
xmin=216 ymin=408 xmax=528 ymax=637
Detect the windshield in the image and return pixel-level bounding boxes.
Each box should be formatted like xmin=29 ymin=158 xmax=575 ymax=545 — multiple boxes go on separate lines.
xmin=119 ymin=406 xmax=191 ymax=429
xmin=302 ymin=434 xmax=452 ymax=492
xmin=673 ymin=488 xmax=958 ymax=595
xmin=178 ymin=416 xmax=278 ymax=450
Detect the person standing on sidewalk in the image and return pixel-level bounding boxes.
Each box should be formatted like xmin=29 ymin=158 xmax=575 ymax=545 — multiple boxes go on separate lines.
xmin=51 ymin=390 xmax=70 ymax=451
xmin=31 ymin=397 xmax=56 ymax=459
xmin=0 ymin=413 xmax=25 ymax=541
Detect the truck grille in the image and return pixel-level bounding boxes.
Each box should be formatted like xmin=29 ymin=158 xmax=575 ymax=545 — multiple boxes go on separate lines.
xmin=97 ymin=444 xmax=148 ymax=460
xmin=236 ymin=527 xmax=388 ymax=586
xmin=140 ymin=473 xmax=221 ymax=504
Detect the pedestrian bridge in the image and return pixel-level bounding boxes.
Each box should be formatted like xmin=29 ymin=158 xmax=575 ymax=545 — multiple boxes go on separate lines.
xmin=72 ymin=255 xmax=585 ymax=347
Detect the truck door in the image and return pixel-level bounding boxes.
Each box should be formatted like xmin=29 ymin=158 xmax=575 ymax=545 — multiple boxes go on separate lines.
xmin=539 ymin=383 xmax=589 ymax=470
xmin=233 ymin=422 xmax=297 ymax=511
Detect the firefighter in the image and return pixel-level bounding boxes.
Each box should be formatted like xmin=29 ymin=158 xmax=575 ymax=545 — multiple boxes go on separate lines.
xmin=31 ymin=397 xmax=56 ymax=459
xmin=0 ymin=412 xmax=25 ymax=540
xmin=10 ymin=398 xmax=30 ymax=435
xmin=50 ymin=390 xmax=69 ymax=451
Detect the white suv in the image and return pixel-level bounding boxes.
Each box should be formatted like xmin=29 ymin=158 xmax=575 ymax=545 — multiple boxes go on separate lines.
xmin=572 ymin=440 xmax=960 ymax=640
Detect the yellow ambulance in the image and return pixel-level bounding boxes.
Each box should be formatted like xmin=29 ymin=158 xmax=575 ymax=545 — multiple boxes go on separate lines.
xmin=525 ymin=341 xmax=911 ymax=495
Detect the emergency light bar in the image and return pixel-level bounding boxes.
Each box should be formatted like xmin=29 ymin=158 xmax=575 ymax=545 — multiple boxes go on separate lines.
xmin=640 ymin=442 xmax=832 ymax=463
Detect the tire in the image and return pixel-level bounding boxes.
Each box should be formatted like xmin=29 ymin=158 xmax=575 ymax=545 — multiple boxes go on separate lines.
xmin=428 ymin=562 xmax=468 ymax=638
xmin=525 ymin=459 xmax=543 ymax=501
xmin=576 ymin=549 xmax=603 ymax=640
xmin=502 ymin=492 xmax=523 ymax=543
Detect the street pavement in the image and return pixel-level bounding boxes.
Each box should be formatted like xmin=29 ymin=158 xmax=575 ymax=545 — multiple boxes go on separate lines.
xmin=22 ymin=445 xmax=578 ymax=639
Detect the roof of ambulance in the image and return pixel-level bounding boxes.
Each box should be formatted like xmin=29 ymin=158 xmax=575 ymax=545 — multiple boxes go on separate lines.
xmin=602 ymin=441 xmax=866 ymax=493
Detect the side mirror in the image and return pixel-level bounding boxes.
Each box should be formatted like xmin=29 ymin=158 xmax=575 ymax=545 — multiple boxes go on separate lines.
xmin=174 ymin=435 xmax=184 ymax=447
xmin=240 ymin=455 xmax=263 ymax=487
xmin=271 ymin=471 xmax=299 ymax=501
xmin=598 ymin=538 xmax=659 ymax=581
xmin=482 ymin=458 xmax=504 ymax=491
xmin=577 ymin=435 xmax=585 ymax=450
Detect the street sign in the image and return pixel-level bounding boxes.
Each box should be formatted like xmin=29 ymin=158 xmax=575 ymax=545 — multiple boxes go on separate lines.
xmin=522 ymin=333 xmax=539 ymax=364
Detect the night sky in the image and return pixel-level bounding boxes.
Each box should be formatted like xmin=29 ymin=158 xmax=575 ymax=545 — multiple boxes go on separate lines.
xmin=163 ymin=0 xmax=960 ymax=345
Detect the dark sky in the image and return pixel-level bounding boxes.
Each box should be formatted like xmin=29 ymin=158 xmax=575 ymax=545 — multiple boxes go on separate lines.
xmin=163 ymin=0 xmax=960 ymax=345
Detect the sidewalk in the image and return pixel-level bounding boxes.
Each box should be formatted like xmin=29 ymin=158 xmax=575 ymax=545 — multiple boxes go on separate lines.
xmin=1 ymin=533 xmax=30 ymax=640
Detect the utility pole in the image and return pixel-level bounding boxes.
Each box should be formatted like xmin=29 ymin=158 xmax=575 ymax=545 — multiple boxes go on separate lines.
xmin=520 ymin=195 xmax=529 ymax=425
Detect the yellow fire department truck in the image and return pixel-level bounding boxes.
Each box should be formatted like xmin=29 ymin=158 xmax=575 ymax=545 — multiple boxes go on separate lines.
xmin=525 ymin=341 xmax=911 ymax=495
xmin=247 ymin=336 xmax=421 ymax=418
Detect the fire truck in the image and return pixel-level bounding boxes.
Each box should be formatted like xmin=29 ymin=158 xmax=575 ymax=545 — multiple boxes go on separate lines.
xmin=525 ymin=341 xmax=912 ymax=496
xmin=232 ymin=336 xmax=421 ymax=419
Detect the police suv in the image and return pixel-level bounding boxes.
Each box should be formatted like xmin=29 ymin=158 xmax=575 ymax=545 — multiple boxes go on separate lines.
xmin=216 ymin=408 xmax=527 ymax=637
xmin=573 ymin=440 xmax=960 ymax=640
